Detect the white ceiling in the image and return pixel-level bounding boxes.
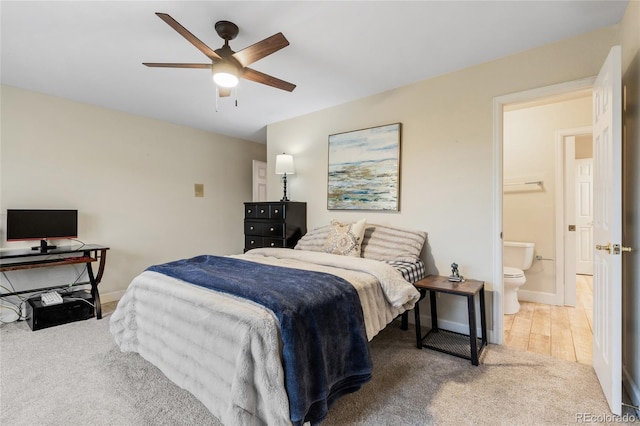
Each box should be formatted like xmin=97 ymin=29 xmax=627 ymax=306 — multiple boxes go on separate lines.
xmin=0 ymin=1 xmax=628 ymax=143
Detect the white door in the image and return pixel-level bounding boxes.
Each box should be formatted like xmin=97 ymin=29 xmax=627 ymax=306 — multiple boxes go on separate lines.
xmin=592 ymin=45 xmax=622 ymax=416
xmin=252 ymin=160 xmax=267 ymax=202
xmin=575 ymin=158 xmax=594 ymax=275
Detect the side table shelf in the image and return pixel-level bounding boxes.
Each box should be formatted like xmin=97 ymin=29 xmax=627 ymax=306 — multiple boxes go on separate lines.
xmin=413 ymin=275 xmax=487 ymax=366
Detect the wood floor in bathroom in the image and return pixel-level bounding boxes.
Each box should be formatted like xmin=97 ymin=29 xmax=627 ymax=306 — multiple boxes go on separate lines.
xmin=503 ymin=274 xmax=593 ymax=365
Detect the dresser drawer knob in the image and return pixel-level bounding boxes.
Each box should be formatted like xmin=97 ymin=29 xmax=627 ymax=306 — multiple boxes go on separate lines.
xmin=270 ymin=242 xmax=275 ymax=247
xmin=250 ymin=240 xmax=255 ymax=244
xmin=270 ymin=227 xmax=274 ymax=232
xmin=274 ymin=209 xmax=279 ymax=214
xmin=247 ymin=209 xmax=252 ymax=213
xmin=250 ymin=226 xmax=254 ymax=230
xmin=260 ymin=209 xmax=265 ymax=214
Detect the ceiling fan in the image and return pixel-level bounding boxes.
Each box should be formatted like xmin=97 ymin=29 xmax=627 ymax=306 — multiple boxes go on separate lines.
xmin=143 ymin=13 xmax=296 ymax=97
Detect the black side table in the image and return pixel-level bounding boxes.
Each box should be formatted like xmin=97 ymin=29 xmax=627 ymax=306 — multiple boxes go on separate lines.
xmin=413 ymin=275 xmax=487 ymax=366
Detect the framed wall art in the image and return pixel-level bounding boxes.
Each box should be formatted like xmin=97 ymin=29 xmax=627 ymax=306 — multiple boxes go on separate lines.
xmin=327 ymin=123 xmax=401 ymax=210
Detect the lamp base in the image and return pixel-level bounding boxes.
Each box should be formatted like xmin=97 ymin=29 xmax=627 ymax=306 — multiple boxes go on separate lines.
xmin=281 ymin=174 xmax=290 ymax=202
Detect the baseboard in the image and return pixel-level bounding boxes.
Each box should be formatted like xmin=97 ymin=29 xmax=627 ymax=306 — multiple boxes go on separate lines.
xmin=518 ymin=289 xmax=560 ymax=305
xmin=406 ymin=312 xmax=498 ymax=344
xmin=623 ymin=364 xmax=640 ymax=414
xmin=100 ymin=289 xmax=125 ymax=304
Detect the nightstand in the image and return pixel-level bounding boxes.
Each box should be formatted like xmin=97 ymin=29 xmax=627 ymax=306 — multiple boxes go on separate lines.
xmin=413 ymin=275 xmax=487 ymax=366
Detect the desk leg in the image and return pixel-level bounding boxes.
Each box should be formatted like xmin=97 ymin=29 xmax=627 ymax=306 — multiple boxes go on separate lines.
xmin=429 ymin=290 xmax=438 ymax=332
xmin=86 ymin=262 xmax=102 ymax=320
xmin=468 ymin=295 xmax=478 ymax=366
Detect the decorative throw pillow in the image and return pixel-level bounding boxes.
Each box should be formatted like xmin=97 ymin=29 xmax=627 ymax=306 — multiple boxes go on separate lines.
xmin=322 ymin=218 xmax=367 ymax=257
xmin=360 ymin=224 xmax=427 ymax=263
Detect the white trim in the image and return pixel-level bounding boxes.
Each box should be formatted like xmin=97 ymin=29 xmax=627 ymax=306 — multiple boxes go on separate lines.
xmin=623 ymin=365 xmax=640 ymax=415
xmin=555 ymin=127 xmax=593 ymax=307
xmin=101 ymin=289 xmax=125 ymax=304
xmin=492 ymin=77 xmax=596 ymax=344
xmin=492 ymin=96 xmax=504 ymax=344
xmin=518 ymin=289 xmax=562 ymax=306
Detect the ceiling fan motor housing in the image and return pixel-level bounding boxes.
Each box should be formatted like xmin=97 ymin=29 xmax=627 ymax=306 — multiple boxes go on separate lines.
xmin=215 ymin=21 xmax=239 ymax=42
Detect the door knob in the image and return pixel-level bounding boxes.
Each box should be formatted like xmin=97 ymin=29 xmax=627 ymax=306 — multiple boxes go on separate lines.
xmin=596 ymin=243 xmax=634 ymax=254
xmin=613 ymin=244 xmax=633 ymax=254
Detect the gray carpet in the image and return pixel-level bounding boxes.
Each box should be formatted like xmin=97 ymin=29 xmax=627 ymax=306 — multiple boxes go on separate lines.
xmin=0 ymin=314 xmax=632 ymax=425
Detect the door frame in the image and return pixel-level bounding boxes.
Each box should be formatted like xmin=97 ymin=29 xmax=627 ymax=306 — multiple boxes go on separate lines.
xmin=555 ymin=126 xmax=593 ymax=307
xmin=492 ymin=76 xmax=595 ymax=344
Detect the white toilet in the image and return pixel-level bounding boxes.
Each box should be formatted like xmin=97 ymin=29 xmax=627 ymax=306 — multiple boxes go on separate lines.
xmin=503 ymin=241 xmax=535 ymax=315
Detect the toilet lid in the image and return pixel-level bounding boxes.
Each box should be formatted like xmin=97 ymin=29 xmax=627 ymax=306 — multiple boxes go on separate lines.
xmin=504 ymin=266 xmax=524 ymax=278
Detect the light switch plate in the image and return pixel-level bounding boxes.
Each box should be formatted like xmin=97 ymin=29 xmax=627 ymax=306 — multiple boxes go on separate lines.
xmin=194 ymin=183 xmax=204 ymax=197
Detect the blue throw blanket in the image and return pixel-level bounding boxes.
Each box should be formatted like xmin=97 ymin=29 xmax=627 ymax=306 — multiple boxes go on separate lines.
xmin=148 ymin=255 xmax=372 ymax=425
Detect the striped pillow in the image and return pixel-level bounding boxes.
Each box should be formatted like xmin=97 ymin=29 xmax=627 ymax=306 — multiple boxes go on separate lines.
xmin=294 ymin=225 xmax=331 ymax=252
xmin=360 ymin=224 xmax=427 ymax=263
xmin=296 ymin=222 xmax=426 ymax=263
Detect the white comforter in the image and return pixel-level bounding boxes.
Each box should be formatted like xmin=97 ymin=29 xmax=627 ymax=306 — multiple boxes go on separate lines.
xmin=110 ymin=248 xmax=420 ymax=426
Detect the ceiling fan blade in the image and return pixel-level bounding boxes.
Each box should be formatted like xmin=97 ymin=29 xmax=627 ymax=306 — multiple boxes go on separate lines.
xmin=143 ymin=63 xmax=212 ymax=69
xmin=232 ymin=33 xmax=289 ymax=68
xmin=242 ymin=68 xmax=296 ymax=92
xmin=155 ymin=13 xmax=222 ymax=61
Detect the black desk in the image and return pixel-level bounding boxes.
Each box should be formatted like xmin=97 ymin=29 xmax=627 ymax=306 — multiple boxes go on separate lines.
xmin=0 ymin=244 xmax=109 ymax=319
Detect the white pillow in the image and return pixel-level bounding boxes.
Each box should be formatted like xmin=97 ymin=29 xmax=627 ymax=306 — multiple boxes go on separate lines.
xmin=322 ymin=218 xmax=367 ymax=257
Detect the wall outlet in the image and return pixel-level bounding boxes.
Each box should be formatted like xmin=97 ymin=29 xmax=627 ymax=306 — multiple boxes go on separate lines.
xmin=194 ymin=183 xmax=204 ymax=197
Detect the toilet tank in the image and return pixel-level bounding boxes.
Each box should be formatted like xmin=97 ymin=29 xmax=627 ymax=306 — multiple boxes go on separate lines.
xmin=503 ymin=241 xmax=535 ymax=270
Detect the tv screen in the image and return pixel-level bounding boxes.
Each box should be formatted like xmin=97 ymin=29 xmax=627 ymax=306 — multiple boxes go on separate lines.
xmin=6 ymin=209 xmax=78 ymax=242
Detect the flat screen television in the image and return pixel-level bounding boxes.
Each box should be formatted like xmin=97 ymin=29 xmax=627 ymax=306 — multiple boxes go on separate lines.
xmin=6 ymin=209 xmax=78 ymax=253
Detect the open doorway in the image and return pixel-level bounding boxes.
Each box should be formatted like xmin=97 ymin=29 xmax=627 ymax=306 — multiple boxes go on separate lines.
xmin=491 ymin=77 xmax=595 ymax=346
xmin=500 ymin=90 xmax=594 ymax=364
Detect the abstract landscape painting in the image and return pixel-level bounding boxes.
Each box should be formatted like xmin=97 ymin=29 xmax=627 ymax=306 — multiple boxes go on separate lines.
xmin=328 ymin=123 xmax=401 ymax=210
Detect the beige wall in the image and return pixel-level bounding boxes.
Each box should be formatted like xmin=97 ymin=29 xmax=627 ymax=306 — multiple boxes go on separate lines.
xmin=0 ymin=86 xmax=266 ymax=316
xmin=620 ymin=0 xmax=640 ymax=411
xmin=503 ymin=96 xmax=592 ymax=297
xmin=267 ymin=26 xmax=618 ymax=338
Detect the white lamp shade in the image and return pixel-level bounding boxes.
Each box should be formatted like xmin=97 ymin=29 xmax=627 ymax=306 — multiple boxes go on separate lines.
xmin=275 ymin=154 xmax=295 ymax=175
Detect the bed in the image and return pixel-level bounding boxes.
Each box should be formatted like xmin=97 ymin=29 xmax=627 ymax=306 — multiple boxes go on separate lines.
xmin=110 ymin=222 xmax=426 ymax=426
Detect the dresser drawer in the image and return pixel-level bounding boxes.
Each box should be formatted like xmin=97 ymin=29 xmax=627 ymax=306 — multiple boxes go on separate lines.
xmin=247 ymin=203 xmax=285 ymax=219
xmin=256 ymin=205 xmax=270 ymax=218
xmin=244 ymin=222 xmax=284 ymax=237
xmin=245 ymin=236 xmax=263 ymax=250
xmin=263 ymin=238 xmax=285 ymax=248
xmin=244 ymin=221 xmax=262 ymax=236
xmin=269 ymin=204 xmax=285 ymax=220
xmin=244 ymin=204 xmax=258 ymax=219
xmin=263 ymin=223 xmax=284 ymax=237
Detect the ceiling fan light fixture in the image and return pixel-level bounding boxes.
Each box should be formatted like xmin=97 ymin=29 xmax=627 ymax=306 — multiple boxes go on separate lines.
xmin=212 ymin=62 xmax=239 ymax=88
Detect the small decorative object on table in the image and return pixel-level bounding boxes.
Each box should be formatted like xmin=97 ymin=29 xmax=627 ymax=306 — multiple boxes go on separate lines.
xmin=448 ymin=262 xmax=464 ymax=282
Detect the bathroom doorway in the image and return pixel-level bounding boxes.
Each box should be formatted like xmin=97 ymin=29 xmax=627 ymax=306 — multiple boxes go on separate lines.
xmin=500 ymin=86 xmax=594 ymax=362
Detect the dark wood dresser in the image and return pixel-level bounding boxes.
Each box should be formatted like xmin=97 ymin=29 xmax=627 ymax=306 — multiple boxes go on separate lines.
xmin=244 ymin=202 xmax=307 ymax=252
